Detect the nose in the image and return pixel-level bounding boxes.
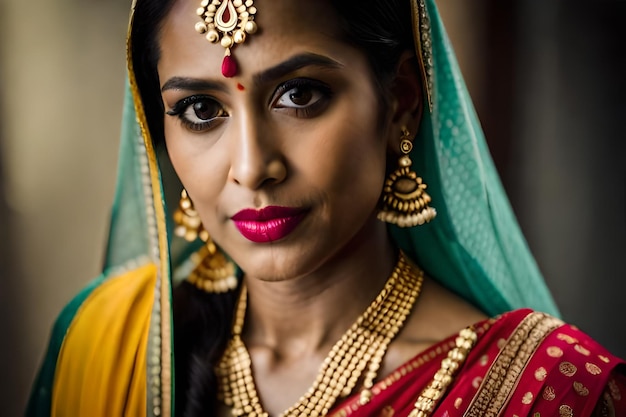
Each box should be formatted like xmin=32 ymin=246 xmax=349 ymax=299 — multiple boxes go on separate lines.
xmin=228 ymin=118 xmax=287 ymax=190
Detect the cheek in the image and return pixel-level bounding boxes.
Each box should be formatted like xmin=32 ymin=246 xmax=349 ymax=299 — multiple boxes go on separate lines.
xmin=163 ymin=121 xmax=228 ymax=212
xmin=300 ymin=117 xmax=388 ymax=209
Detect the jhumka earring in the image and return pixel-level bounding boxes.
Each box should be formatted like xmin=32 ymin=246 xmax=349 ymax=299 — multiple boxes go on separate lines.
xmin=378 ymin=128 xmax=437 ymax=227
xmin=174 ymin=189 xmax=238 ymax=293
xmin=195 ymin=0 xmax=258 ymax=78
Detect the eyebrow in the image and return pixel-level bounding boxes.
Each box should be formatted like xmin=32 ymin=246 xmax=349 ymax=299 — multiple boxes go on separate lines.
xmin=161 ymin=77 xmax=225 ymax=92
xmin=160 ymin=53 xmax=343 ymax=92
xmin=254 ymin=53 xmax=343 ymax=85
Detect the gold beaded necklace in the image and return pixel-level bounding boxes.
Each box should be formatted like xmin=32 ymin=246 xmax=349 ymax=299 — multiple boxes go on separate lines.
xmin=216 ymin=252 xmax=424 ymax=417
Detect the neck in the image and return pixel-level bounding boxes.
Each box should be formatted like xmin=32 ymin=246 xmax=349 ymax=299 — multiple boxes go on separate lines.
xmin=242 ymin=219 xmax=397 ymax=358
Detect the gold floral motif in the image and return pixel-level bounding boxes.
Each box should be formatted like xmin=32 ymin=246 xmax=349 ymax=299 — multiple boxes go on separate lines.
xmin=472 ymin=376 xmax=483 ymax=389
xmin=547 ymin=346 xmax=564 ymax=358
xmin=522 ymin=392 xmax=534 ymax=405
xmin=454 ymin=398 xmax=463 ymax=409
xmin=559 ymin=404 xmax=573 ymax=417
xmin=543 ymin=386 xmax=556 ymax=401
xmin=535 ymin=367 xmax=548 ymax=381
xmin=497 ymin=338 xmax=506 ymax=349
xmin=585 ymin=362 xmax=602 ymax=375
xmin=557 ymin=333 xmax=578 ymax=344
xmin=573 ymin=381 xmax=589 ymax=396
xmin=559 ymin=362 xmax=578 ymax=377
xmin=480 ymin=355 xmax=489 ymax=366
xmin=599 ymin=355 xmax=611 ymax=364
xmin=574 ymin=344 xmax=591 ymax=356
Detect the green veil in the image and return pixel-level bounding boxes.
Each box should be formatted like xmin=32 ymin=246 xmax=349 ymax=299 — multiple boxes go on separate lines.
xmin=393 ymin=0 xmax=559 ymax=317
xmin=27 ymin=0 xmax=558 ymax=416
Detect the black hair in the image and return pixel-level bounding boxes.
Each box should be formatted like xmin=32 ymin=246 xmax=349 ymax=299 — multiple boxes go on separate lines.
xmin=130 ymin=0 xmax=415 ymax=415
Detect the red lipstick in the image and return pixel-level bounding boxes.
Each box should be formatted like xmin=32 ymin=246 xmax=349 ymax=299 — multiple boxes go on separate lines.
xmin=231 ymin=206 xmax=307 ymax=243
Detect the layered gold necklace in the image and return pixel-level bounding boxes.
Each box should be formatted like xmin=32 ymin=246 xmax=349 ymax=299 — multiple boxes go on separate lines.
xmin=216 ymin=252 xmax=424 ymax=417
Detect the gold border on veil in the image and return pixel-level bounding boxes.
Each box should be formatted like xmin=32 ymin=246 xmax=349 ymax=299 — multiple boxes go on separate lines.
xmin=411 ymin=0 xmax=434 ymax=111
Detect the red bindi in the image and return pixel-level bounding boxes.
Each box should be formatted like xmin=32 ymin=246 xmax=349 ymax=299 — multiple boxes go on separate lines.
xmin=236 ymin=83 xmax=245 ymax=91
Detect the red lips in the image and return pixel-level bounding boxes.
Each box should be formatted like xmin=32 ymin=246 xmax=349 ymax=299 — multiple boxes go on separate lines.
xmin=231 ymin=206 xmax=307 ymax=243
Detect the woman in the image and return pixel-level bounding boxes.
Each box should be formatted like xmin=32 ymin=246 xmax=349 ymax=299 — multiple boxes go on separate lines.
xmin=27 ymin=0 xmax=625 ymax=416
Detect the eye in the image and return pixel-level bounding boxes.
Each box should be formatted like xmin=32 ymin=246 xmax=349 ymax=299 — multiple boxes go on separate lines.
xmin=166 ymin=95 xmax=228 ymax=132
xmin=272 ymin=78 xmax=332 ymax=117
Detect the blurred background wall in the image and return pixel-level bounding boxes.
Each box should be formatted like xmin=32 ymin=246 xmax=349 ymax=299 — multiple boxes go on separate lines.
xmin=0 ymin=0 xmax=129 ymax=415
xmin=0 ymin=1 xmax=624 ymax=415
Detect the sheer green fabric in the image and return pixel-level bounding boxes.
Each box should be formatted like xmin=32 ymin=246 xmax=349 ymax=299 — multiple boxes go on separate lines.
xmin=393 ymin=0 xmax=559 ymax=317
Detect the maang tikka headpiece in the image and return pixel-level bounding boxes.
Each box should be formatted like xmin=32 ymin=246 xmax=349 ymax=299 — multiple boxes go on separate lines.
xmin=195 ymin=0 xmax=258 ymax=78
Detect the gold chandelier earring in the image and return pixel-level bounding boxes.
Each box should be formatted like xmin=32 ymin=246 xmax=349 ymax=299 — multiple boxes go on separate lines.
xmin=174 ymin=189 xmax=238 ymax=293
xmin=378 ymin=127 xmax=437 ymax=227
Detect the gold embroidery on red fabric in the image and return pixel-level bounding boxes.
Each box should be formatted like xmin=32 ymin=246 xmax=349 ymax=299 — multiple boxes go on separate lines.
xmin=480 ymin=355 xmax=489 ymax=366
xmin=599 ymin=355 xmax=611 ymax=364
xmin=559 ymin=361 xmax=577 ymax=377
xmin=543 ymin=386 xmax=556 ymax=401
xmin=535 ymin=367 xmax=547 ymax=381
xmin=454 ymin=398 xmax=462 ymax=409
xmin=521 ymin=392 xmax=533 ymax=405
xmin=573 ymin=381 xmax=590 ymax=396
xmin=574 ymin=344 xmax=591 ymax=356
xmin=586 ymin=362 xmax=602 ymax=375
xmin=497 ymin=338 xmax=506 ymax=349
xmin=559 ymin=404 xmax=573 ymax=417
xmin=534 ymin=413 xmax=541 ymax=417
xmin=557 ymin=333 xmax=578 ymax=345
xmin=472 ymin=376 xmax=483 ymax=389
xmin=329 ymin=321 xmax=492 ymax=417
xmin=547 ymin=346 xmax=564 ymax=358
xmin=464 ymin=312 xmax=563 ymax=417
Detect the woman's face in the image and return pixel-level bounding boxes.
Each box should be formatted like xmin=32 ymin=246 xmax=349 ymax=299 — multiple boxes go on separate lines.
xmin=158 ymin=0 xmax=397 ymax=280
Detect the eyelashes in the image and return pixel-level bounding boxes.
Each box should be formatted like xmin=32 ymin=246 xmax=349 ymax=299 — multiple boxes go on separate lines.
xmin=165 ymin=95 xmax=227 ymax=132
xmin=165 ymin=78 xmax=333 ymax=133
xmin=271 ymin=78 xmax=333 ymax=118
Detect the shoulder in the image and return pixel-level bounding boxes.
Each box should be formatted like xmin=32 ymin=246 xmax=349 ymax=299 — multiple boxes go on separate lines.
xmin=402 ymin=276 xmax=488 ymax=344
xmin=467 ymin=309 xmax=626 ymax=417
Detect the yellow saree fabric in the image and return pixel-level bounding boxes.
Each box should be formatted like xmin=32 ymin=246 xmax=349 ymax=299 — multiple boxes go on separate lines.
xmin=51 ymin=264 xmax=157 ymax=416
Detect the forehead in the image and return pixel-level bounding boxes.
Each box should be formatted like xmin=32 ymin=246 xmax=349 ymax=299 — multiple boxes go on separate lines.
xmin=158 ymin=0 xmax=352 ymax=81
